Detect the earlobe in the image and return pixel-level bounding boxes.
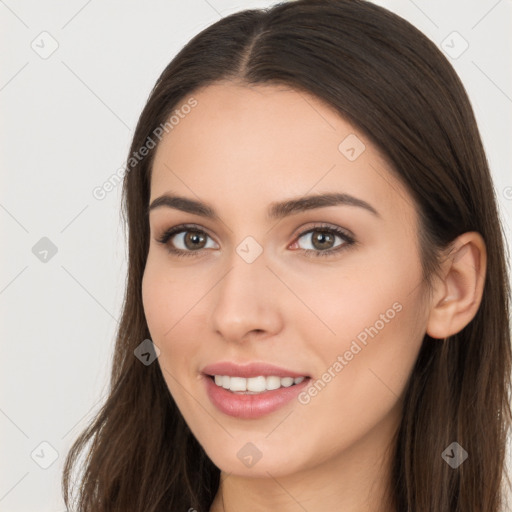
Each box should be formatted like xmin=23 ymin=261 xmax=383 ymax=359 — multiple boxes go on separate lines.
xmin=426 ymin=232 xmax=487 ymax=340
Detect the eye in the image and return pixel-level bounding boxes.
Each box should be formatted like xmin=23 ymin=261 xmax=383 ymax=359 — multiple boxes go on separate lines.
xmin=290 ymin=224 xmax=355 ymax=258
xmin=156 ymin=224 xmax=218 ymax=258
xmin=155 ymin=222 xmax=356 ymax=259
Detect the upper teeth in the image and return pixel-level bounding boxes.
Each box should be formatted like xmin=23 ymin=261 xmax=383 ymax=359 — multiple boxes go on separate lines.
xmin=214 ymin=375 xmax=305 ymax=393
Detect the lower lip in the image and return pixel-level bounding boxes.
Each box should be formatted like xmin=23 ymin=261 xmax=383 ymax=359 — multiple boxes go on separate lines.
xmin=204 ymin=375 xmax=310 ymax=419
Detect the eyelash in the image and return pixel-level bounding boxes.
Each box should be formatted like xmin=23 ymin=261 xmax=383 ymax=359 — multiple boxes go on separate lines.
xmin=155 ymin=223 xmax=356 ymax=259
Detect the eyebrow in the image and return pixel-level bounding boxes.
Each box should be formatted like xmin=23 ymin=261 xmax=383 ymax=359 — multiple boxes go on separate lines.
xmin=147 ymin=191 xmax=379 ymax=220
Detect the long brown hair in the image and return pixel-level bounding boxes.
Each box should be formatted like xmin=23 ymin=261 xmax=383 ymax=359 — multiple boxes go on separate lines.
xmin=62 ymin=1 xmax=512 ymax=510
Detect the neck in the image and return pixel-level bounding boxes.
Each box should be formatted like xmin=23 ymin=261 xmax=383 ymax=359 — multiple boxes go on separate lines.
xmin=209 ymin=410 xmax=399 ymax=512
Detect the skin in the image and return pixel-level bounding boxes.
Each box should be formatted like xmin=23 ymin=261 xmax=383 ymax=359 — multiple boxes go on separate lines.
xmin=142 ymin=82 xmax=486 ymax=512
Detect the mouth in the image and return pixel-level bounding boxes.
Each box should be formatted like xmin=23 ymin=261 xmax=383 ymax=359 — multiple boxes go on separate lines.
xmin=200 ymin=362 xmax=311 ymax=418
xmin=207 ymin=374 xmax=307 ymax=394
xmin=201 ymin=364 xmax=311 ymax=419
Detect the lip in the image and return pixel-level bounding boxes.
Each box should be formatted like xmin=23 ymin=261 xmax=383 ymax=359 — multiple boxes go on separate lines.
xmin=201 ymin=361 xmax=309 ymax=379
xmin=203 ymin=374 xmax=310 ymax=419
xmin=201 ymin=362 xmax=311 ymax=419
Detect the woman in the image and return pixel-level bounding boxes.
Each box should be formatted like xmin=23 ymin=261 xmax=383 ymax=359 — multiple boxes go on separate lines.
xmin=62 ymin=0 xmax=511 ymax=510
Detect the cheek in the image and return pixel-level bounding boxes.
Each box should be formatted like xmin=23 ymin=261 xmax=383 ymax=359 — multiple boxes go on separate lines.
xmin=142 ymin=255 xmax=203 ymax=339
xmin=295 ymin=243 xmax=425 ymax=400
xmin=298 ymin=260 xmax=425 ymax=434
xmin=142 ymin=262 xmax=204 ymax=415
xmin=292 ymin=247 xmax=421 ymax=354
xmin=142 ymin=261 xmax=171 ymax=338
xmin=303 ymin=297 xmax=423 ymax=456
xmin=141 ymin=260 xmax=200 ymax=370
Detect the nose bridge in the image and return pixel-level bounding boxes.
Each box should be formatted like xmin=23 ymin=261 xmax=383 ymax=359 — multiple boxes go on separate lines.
xmin=209 ymin=242 xmax=282 ymax=342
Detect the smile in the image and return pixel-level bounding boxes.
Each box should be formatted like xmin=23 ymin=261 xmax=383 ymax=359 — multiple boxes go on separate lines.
xmin=211 ymin=375 xmax=305 ymax=393
xmin=203 ymin=374 xmax=310 ymax=419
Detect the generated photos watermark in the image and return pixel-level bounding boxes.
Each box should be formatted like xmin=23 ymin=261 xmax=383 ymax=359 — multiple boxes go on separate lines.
xmin=298 ymin=301 xmax=403 ymax=405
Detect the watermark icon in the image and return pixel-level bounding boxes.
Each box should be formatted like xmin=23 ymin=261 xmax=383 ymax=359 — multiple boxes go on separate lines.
xmin=134 ymin=338 xmax=160 ymax=366
xmin=441 ymin=31 xmax=469 ymax=60
xmin=441 ymin=442 xmax=468 ymax=468
xmin=338 ymin=133 xmax=366 ymax=161
xmin=92 ymin=96 xmax=198 ymax=201
xmin=31 ymin=31 xmax=59 ymax=59
xmin=503 ymin=186 xmax=512 ymax=201
xmin=30 ymin=441 xmax=59 ymax=469
xmin=237 ymin=442 xmax=263 ymax=468
xmin=32 ymin=236 xmax=58 ymax=263
xmin=298 ymin=301 xmax=403 ymax=405
xmin=236 ymin=236 xmax=263 ymax=263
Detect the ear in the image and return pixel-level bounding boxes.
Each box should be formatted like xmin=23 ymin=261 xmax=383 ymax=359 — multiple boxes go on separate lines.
xmin=426 ymin=232 xmax=487 ymax=339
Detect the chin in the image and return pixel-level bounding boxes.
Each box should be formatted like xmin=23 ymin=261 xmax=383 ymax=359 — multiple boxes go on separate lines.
xmin=199 ymin=435 xmax=311 ymax=478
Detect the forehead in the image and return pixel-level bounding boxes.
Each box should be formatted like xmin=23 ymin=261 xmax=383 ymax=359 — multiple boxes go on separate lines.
xmin=150 ymin=82 xmax=415 ymax=226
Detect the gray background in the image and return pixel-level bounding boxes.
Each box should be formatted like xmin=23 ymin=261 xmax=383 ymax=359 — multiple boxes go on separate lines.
xmin=1 ymin=1 xmax=511 ymax=510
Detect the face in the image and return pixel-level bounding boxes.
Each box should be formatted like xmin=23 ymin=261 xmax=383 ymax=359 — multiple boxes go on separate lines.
xmin=142 ymin=82 xmax=430 ymax=478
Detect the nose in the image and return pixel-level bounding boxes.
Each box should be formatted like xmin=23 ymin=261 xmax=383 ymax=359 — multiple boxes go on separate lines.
xmin=209 ymin=248 xmax=284 ymax=344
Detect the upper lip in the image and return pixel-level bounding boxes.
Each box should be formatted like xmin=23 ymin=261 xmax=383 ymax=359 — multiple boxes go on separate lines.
xmin=202 ymin=361 xmax=309 ymax=379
